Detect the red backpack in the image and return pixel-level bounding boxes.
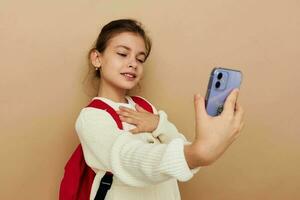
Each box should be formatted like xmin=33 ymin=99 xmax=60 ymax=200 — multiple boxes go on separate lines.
xmin=59 ymin=96 xmax=154 ymax=200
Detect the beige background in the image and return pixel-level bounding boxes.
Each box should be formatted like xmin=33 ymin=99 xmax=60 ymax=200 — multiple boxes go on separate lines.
xmin=1 ymin=0 xmax=299 ymax=199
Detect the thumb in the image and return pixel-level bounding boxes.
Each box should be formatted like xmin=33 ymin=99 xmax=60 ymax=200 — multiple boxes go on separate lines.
xmin=194 ymin=93 xmax=207 ymax=121
xmin=222 ymin=89 xmax=239 ymax=116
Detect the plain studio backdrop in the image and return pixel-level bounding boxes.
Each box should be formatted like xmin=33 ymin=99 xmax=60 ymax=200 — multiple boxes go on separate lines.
xmin=1 ymin=0 xmax=299 ymax=199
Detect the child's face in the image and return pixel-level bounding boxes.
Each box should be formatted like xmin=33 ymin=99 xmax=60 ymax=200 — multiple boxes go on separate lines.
xmin=97 ymin=32 xmax=147 ymax=92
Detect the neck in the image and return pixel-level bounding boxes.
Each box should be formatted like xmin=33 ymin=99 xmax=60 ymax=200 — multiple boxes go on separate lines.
xmin=97 ymin=81 xmax=129 ymax=104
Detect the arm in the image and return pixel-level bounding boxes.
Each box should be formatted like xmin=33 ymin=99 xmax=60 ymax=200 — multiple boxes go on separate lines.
xmin=136 ymin=90 xmax=245 ymax=169
xmin=75 ymin=107 xmax=198 ymax=187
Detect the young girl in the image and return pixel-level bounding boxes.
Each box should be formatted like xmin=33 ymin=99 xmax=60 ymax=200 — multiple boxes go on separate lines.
xmin=75 ymin=19 xmax=244 ymax=200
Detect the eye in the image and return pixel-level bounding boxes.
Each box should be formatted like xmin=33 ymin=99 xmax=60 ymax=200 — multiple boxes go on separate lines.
xmin=137 ymin=58 xmax=145 ymax=63
xmin=117 ymin=53 xmax=127 ymax=57
xmin=137 ymin=56 xmax=146 ymax=63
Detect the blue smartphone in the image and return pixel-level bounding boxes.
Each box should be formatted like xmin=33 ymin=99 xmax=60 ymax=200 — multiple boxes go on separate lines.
xmin=205 ymin=67 xmax=243 ymax=116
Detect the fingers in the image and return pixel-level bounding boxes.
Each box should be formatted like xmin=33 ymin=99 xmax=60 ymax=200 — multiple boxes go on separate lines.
xmin=119 ymin=116 xmax=138 ymax=125
xmin=119 ymin=106 xmax=135 ymax=113
xmin=232 ymin=102 xmax=245 ymax=140
xmin=119 ymin=105 xmax=146 ymax=113
xmin=222 ymin=89 xmax=239 ymax=117
xmin=194 ymin=93 xmax=207 ymax=121
xmin=234 ymin=102 xmax=244 ymax=122
xmin=117 ymin=110 xmax=132 ymax=118
xmin=117 ymin=109 xmax=138 ymax=119
xmin=234 ymin=102 xmax=245 ymax=132
xmin=135 ymin=104 xmax=147 ymax=112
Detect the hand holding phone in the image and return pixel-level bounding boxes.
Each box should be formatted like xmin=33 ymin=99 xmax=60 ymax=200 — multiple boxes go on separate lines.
xmin=184 ymin=67 xmax=244 ymax=168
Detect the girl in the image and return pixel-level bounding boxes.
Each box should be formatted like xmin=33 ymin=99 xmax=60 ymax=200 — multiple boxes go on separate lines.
xmin=76 ymin=19 xmax=245 ymax=200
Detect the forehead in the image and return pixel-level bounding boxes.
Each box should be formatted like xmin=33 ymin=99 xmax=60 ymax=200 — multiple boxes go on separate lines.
xmin=107 ymin=32 xmax=146 ymax=53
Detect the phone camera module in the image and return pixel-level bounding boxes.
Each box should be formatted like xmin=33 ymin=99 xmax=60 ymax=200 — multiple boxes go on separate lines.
xmin=217 ymin=72 xmax=223 ymax=80
xmin=215 ymin=81 xmax=221 ymax=89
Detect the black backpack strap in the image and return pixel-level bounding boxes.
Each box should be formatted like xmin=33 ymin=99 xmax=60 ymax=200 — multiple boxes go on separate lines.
xmin=94 ymin=172 xmax=113 ymax=200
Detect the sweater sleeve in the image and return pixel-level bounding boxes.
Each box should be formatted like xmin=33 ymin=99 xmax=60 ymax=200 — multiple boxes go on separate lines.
xmin=152 ymin=110 xmax=190 ymax=144
xmin=75 ymin=107 xmax=197 ymax=187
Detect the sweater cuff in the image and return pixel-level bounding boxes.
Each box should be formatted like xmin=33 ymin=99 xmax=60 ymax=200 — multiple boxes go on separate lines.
xmin=158 ymin=138 xmax=199 ymax=182
xmin=152 ymin=111 xmax=183 ymax=143
xmin=152 ymin=110 xmax=167 ymax=136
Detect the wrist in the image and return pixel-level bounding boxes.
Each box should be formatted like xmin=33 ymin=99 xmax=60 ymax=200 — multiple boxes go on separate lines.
xmin=186 ymin=140 xmax=216 ymax=167
xmin=184 ymin=144 xmax=199 ymax=169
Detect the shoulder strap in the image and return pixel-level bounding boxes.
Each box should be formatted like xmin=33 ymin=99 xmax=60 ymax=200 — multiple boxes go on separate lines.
xmin=86 ymin=99 xmax=123 ymax=129
xmin=130 ymin=96 xmax=154 ymax=113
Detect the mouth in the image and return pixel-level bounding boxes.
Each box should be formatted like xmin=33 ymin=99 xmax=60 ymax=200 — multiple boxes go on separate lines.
xmin=120 ymin=73 xmax=137 ymax=81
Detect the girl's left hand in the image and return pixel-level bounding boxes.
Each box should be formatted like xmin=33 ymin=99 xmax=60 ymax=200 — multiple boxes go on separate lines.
xmin=116 ymin=104 xmax=159 ymax=134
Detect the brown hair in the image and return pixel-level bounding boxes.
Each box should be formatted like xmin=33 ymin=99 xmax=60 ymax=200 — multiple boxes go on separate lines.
xmin=83 ymin=18 xmax=152 ymax=96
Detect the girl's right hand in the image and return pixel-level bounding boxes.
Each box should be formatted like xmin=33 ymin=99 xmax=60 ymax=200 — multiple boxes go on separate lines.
xmin=186 ymin=89 xmax=245 ymax=167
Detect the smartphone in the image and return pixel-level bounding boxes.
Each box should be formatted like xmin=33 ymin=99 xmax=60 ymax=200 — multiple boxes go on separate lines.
xmin=205 ymin=67 xmax=243 ymax=116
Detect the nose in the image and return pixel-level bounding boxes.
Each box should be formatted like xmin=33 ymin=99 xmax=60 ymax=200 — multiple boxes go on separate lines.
xmin=128 ymin=56 xmax=138 ymax=69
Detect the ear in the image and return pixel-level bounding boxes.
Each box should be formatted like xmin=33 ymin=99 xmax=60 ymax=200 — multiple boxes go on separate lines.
xmin=90 ymin=49 xmax=102 ymax=67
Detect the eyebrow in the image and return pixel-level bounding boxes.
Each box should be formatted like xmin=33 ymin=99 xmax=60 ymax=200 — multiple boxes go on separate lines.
xmin=115 ymin=45 xmax=146 ymax=57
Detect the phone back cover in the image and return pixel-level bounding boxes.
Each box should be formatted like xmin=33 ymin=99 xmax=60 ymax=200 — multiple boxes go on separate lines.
xmin=205 ymin=68 xmax=242 ymax=116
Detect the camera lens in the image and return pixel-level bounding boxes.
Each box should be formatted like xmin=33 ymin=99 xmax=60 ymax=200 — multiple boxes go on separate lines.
xmin=215 ymin=81 xmax=221 ymax=88
xmin=217 ymin=73 xmax=223 ymax=80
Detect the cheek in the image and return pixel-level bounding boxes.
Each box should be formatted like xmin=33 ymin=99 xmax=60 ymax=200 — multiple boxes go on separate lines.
xmin=138 ymin=65 xmax=144 ymax=73
xmin=109 ymin=55 xmax=121 ymax=66
xmin=137 ymin=67 xmax=144 ymax=78
xmin=105 ymin=57 xmax=123 ymax=72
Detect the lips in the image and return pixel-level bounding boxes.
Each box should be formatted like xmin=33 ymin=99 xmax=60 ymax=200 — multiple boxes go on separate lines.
xmin=120 ymin=72 xmax=137 ymax=78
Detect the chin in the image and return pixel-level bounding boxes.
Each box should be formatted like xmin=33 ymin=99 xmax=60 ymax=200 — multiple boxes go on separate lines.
xmin=123 ymin=84 xmax=138 ymax=90
xmin=118 ymin=76 xmax=140 ymax=89
xmin=117 ymin=81 xmax=136 ymax=89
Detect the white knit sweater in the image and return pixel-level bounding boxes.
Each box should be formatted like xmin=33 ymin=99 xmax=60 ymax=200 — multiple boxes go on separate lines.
xmin=75 ymin=95 xmax=200 ymax=200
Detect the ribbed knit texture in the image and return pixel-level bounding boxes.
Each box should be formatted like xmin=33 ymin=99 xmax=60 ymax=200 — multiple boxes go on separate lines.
xmin=75 ymin=95 xmax=200 ymax=200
